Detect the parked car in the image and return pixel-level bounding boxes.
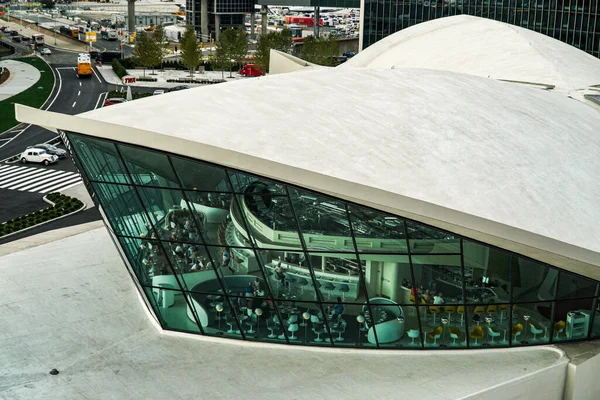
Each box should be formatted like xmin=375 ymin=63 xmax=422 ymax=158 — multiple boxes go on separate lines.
xmin=168 ymin=85 xmax=190 ymax=92
xmin=10 ymin=30 xmax=19 ymax=36
xmin=20 ymin=148 xmax=58 ymax=166
xmin=103 ymin=98 xmax=128 ymax=107
xmin=40 ymin=47 xmax=52 ymax=55
xmin=239 ymin=64 xmax=264 ymax=77
xmin=27 ymin=143 xmax=67 ymax=158
xmin=153 ymin=89 xmax=165 ymax=95
xmin=12 ymin=36 xmax=22 ymax=43
xmin=343 ymin=51 xmax=357 ymax=58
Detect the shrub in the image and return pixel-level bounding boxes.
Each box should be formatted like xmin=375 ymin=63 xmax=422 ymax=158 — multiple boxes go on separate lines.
xmin=112 ymin=58 xmax=128 ymax=79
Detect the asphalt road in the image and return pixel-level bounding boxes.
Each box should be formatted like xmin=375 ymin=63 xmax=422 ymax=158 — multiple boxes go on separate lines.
xmin=0 ymin=47 xmax=108 ymax=231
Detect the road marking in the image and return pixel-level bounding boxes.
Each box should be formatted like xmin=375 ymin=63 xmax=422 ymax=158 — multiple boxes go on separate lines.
xmin=0 ymin=138 xmax=12 ymax=142
xmin=39 ymin=176 xmax=83 ymax=193
xmin=8 ymin=169 xmax=64 ymax=190
xmin=0 ymin=125 xmax=31 ymax=150
xmin=77 ymin=90 xmax=81 ymax=96
xmin=0 ymin=166 xmax=27 ymax=178
xmin=45 ymin=68 xmax=63 ymax=110
xmin=94 ymin=92 xmax=108 ymax=109
xmin=92 ymin=67 xmax=102 ymax=84
xmin=28 ymin=174 xmax=80 ymax=193
xmin=72 ymin=101 xmax=76 ymax=108
xmin=79 ymin=82 xmax=82 ymax=87
xmin=9 ymin=130 xmax=24 ymax=133
xmin=0 ymin=167 xmax=57 ymax=187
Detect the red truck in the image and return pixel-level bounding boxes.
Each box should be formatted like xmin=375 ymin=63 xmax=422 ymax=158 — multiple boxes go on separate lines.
xmin=239 ymin=64 xmax=264 ymax=77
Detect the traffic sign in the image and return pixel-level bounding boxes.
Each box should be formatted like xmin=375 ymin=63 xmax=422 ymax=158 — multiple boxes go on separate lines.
xmin=85 ymin=31 xmax=97 ymax=43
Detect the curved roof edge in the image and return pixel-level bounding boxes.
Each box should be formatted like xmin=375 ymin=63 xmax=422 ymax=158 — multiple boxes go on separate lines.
xmin=15 ymin=104 xmax=600 ymax=279
xmin=268 ymin=49 xmax=325 ymax=75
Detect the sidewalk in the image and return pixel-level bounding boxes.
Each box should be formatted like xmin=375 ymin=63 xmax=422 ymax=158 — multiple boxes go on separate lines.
xmin=0 ymin=59 xmax=40 ymax=101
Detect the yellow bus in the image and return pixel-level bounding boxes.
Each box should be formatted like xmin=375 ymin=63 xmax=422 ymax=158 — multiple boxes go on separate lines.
xmin=77 ymin=53 xmax=92 ymax=78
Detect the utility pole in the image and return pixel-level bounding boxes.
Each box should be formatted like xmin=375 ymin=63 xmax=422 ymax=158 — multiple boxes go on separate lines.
xmin=127 ymin=0 xmax=135 ymax=42
xmin=260 ymin=5 xmax=267 ymax=36
xmin=313 ymin=6 xmax=320 ymax=37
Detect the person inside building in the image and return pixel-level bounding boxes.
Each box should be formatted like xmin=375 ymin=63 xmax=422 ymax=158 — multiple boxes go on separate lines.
xmin=433 ymin=292 xmax=445 ymax=305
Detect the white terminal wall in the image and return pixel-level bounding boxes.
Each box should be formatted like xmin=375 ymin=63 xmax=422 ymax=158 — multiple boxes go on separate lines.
xmin=15 ymin=67 xmax=600 ymax=278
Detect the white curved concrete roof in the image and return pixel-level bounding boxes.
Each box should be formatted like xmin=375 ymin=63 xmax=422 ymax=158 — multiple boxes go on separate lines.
xmin=347 ymin=15 xmax=600 ymax=91
xmin=15 ymin=67 xmax=600 ymax=276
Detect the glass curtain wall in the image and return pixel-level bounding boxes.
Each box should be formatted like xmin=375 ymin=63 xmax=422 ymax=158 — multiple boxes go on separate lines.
xmin=362 ymin=0 xmax=600 ymax=58
xmin=65 ymin=132 xmax=600 ymax=349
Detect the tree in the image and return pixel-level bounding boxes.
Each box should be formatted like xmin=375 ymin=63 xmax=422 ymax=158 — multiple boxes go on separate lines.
xmin=215 ymin=28 xmax=248 ymax=77
xmin=153 ymin=25 xmax=170 ymax=70
xmin=40 ymin=0 xmax=55 ymax=9
xmin=254 ymin=29 xmax=292 ymax=73
xmin=133 ymin=31 xmax=160 ymax=77
xmin=180 ymin=25 xmax=202 ymax=79
xmin=299 ymin=35 xmax=339 ymax=66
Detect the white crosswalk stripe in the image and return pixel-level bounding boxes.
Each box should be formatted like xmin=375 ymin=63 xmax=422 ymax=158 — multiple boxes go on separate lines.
xmin=0 ymin=165 xmax=83 ymax=193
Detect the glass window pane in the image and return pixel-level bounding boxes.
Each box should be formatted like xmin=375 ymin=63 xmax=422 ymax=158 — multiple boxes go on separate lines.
xmin=237 ymin=193 xmax=303 ymax=250
xmin=136 ymin=186 xmax=202 ymax=243
xmin=307 ymin=253 xmax=364 ymax=302
xmin=556 ymin=271 xmax=597 ymax=300
xmin=347 ymin=204 xmax=408 ymax=253
xmin=68 ymin=133 xmax=130 ymax=184
xmin=512 ymin=258 xmax=557 ymax=302
xmin=464 ymin=240 xmax=513 ymax=301
xmin=183 ymin=191 xmax=250 ymax=247
xmin=406 ymin=220 xmax=461 ymax=254
xmin=163 ymin=241 xmax=224 ymax=292
xmin=186 ymin=291 xmax=242 ymax=339
xmin=289 ymin=187 xmax=354 ymax=252
xmin=261 ymin=249 xmax=319 ymax=302
xmin=171 ymin=156 xmax=231 ymax=192
xmin=117 ymin=236 xmax=171 ymax=286
xmin=92 ymin=182 xmax=152 ymax=238
xmin=412 ymin=255 xmax=464 ymax=304
xmin=511 ymin=302 xmax=552 ymax=346
xmin=553 ymin=299 xmax=595 ymax=342
xmin=589 ymin=299 xmax=600 ymax=339
xmin=142 ymin=286 xmax=201 ymax=333
xmin=118 ymin=144 xmax=179 ymax=188
xmin=362 ymin=302 xmax=411 ymax=348
xmin=227 ymin=170 xmax=286 ymax=194
xmin=363 ymin=254 xmax=412 ymax=304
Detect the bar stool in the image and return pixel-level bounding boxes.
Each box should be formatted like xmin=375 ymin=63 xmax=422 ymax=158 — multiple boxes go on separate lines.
xmin=338 ymin=284 xmax=350 ymax=301
xmin=322 ymin=282 xmax=335 ymax=300
xmin=298 ymin=278 xmax=310 ymax=294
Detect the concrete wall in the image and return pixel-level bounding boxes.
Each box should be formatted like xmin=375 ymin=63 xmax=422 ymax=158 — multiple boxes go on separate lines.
xmin=562 ymin=343 xmax=600 ymax=400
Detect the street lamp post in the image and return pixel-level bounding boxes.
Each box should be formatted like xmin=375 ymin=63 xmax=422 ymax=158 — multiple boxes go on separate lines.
xmin=54 ymin=14 xmax=57 ymax=45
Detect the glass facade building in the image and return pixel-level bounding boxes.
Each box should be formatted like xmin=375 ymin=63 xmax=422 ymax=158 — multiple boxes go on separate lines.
xmin=362 ymin=0 xmax=600 ymax=58
xmin=63 ymin=131 xmax=600 ymax=349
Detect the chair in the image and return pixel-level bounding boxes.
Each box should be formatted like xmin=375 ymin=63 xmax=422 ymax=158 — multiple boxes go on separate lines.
xmin=449 ymin=327 xmax=462 ymax=345
xmin=297 ymin=278 xmax=309 ymax=294
xmin=486 ymin=304 xmax=497 ymax=317
xmin=512 ymin=323 xmax=523 ymax=341
xmin=331 ymin=320 xmax=346 ymax=342
xmin=312 ymin=323 xmax=326 ymax=342
xmin=444 ymin=305 xmax=456 ymax=322
xmin=427 ymin=326 xmax=443 ymax=345
xmin=266 ymin=318 xmax=278 ymax=338
xmin=429 ymin=306 xmax=440 ymax=325
xmin=321 ymin=282 xmax=335 ymax=300
xmin=408 ymin=329 xmax=420 ymax=345
xmin=288 ymin=323 xmax=299 ymax=340
xmin=470 ymin=325 xmax=485 ymax=345
xmin=225 ymin=314 xmax=236 ymax=333
xmin=554 ymin=321 xmax=566 ymax=339
xmin=530 ymin=323 xmax=544 ymax=341
xmin=498 ymin=304 xmax=509 ymax=323
xmin=339 ymin=284 xmax=350 ymax=301
xmin=473 ymin=306 xmax=486 ymax=325
xmin=245 ymin=314 xmax=257 ymax=333
xmin=487 ymin=326 xmax=501 ymax=343
xmin=288 ymin=314 xmax=298 ymax=324
xmin=457 ymin=306 xmax=465 ymax=326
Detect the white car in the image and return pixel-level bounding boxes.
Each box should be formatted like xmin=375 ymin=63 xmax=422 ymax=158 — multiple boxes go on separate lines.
xmin=40 ymin=48 xmax=51 ymax=55
xmin=153 ymin=89 xmax=165 ymax=96
xmin=20 ymin=148 xmax=58 ymax=165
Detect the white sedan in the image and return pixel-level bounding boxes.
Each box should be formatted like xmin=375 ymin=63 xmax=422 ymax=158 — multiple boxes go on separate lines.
xmin=40 ymin=48 xmax=51 ymax=55
xmin=20 ymin=148 xmax=58 ymax=165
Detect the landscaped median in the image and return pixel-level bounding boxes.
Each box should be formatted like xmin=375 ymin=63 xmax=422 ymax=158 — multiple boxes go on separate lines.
xmin=0 ymin=193 xmax=85 ymax=238
xmin=0 ymin=56 xmax=55 ymax=133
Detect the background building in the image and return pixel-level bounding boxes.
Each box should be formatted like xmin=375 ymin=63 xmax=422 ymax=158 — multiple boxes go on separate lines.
xmin=360 ymin=0 xmax=600 ymax=58
xmin=186 ymin=0 xmax=255 ymax=41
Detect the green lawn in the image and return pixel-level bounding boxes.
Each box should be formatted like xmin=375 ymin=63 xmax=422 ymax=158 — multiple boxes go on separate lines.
xmin=0 ymin=57 xmax=55 ymax=133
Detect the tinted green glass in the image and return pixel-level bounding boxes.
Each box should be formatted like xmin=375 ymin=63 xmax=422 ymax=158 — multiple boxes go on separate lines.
xmin=406 ymin=221 xmax=461 ymax=254
xmin=552 ymin=299 xmax=595 ymax=343
xmin=556 ymin=271 xmax=598 ymax=300
xmin=117 ymin=235 xmax=171 ymax=286
xmin=118 ymin=144 xmax=179 ymax=188
xmin=510 ymin=302 xmax=552 ymax=346
xmin=171 ymin=155 xmax=231 ymax=192
xmin=143 ymin=286 xmax=202 ymax=333
xmin=347 ymin=204 xmax=408 ymax=253
xmin=69 ymin=134 xmax=130 ymax=184
xmin=512 ymin=258 xmax=557 ymax=302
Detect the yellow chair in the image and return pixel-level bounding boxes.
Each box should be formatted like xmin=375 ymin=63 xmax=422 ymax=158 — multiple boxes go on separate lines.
xmin=470 ymin=325 xmax=485 ymax=345
xmin=409 ymin=294 xmax=415 ymax=304
xmin=457 ymin=305 xmax=465 ymax=326
xmin=473 ymin=306 xmax=486 ymax=325
xmin=449 ymin=326 xmax=462 ymax=345
xmin=498 ymin=304 xmax=509 ymax=323
xmin=486 ymin=304 xmax=497 ymax=317
xmin=444 ymin=305 xmax=456 ymax=323
xmin=554 ymin=321 xmax=566 ymax=339
xmin=429 ymin=305 xmax=441 ymax=325
xmin=512 ymin=323 xmax=524 ymax=342
xmin=427 ymin=326 xmax=443 ymax=345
